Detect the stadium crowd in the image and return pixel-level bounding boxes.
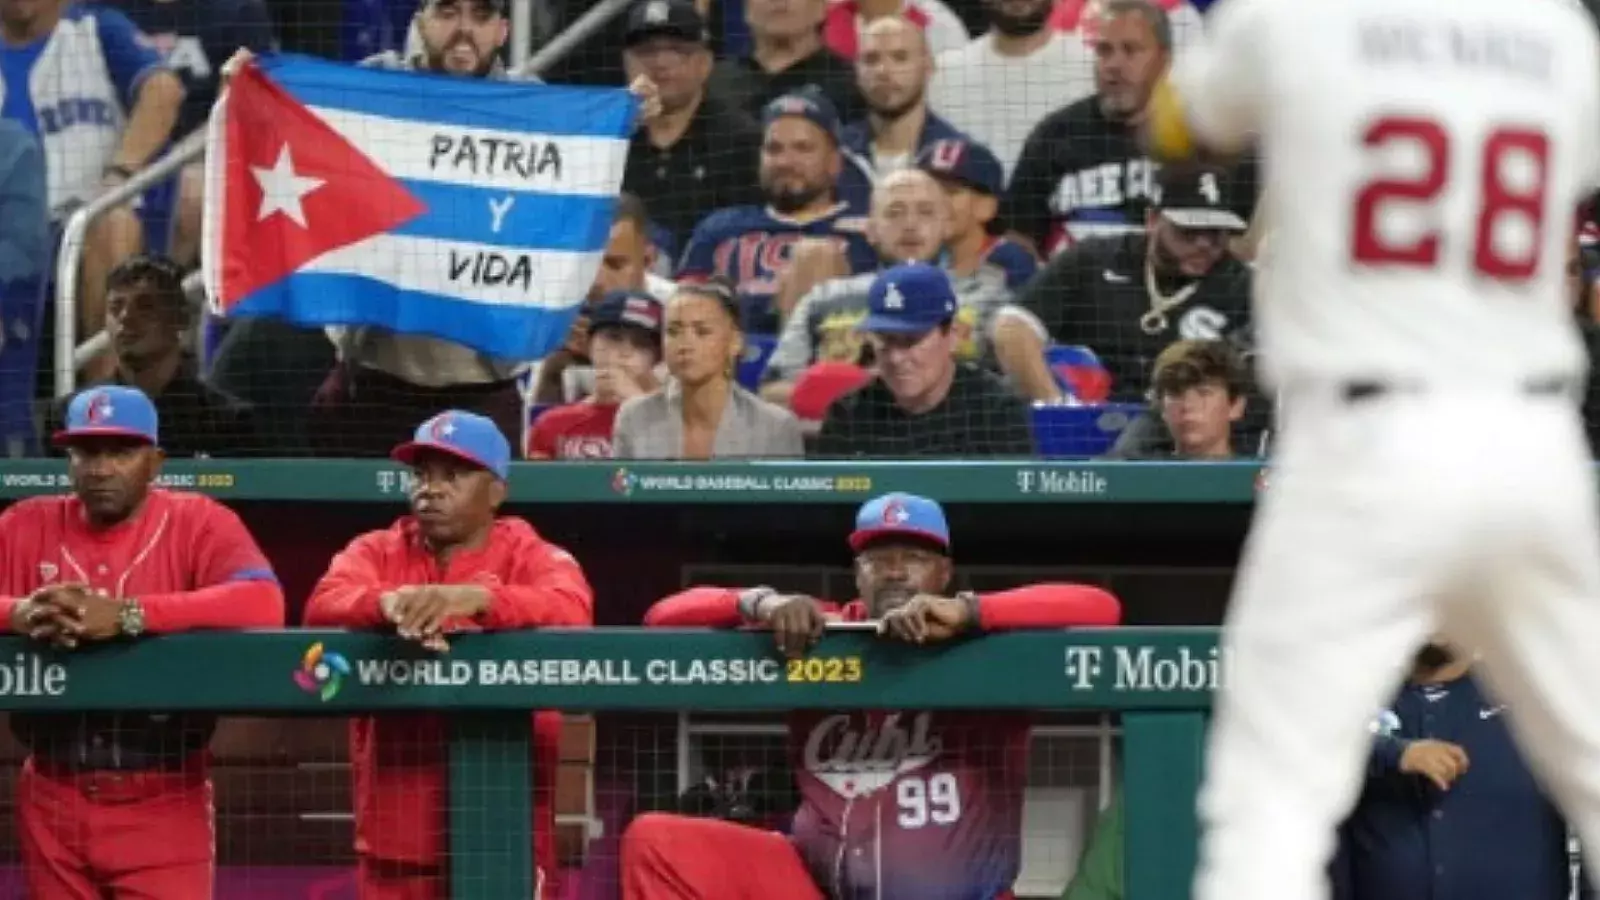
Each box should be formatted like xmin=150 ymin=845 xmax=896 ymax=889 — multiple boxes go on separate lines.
xmin=3 ymin=0 xmax=1600 ymax=897
xmin=0 ymin=0 xmax=1298 ymax=465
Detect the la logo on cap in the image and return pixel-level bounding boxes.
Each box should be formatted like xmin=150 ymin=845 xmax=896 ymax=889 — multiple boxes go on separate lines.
xmin=883 ymin=283 xmax=905 ymax=310
xmin=644 ymin=0 xmax=669 ymax=23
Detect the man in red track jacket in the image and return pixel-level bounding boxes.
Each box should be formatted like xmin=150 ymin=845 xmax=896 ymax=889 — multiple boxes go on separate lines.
xmin=0 ymin=385 xmax=285 ymax=900
xmin=304 ymin=409 xmax=594 ymax=900
xmin=623 ymin=491 xmax=1121 ymax=900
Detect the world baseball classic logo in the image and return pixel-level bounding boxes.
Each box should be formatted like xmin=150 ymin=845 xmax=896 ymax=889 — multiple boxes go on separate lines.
xmin=294 ymin=642 xmax=352 ymax=701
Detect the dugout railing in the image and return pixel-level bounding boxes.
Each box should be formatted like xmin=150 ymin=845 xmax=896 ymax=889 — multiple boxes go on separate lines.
xmin=0 ymin=628 xmax=1216 ymax=900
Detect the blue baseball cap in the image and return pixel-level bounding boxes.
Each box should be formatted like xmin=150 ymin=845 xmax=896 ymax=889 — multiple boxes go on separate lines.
xmin=916 ymin=138 xmax=1004 ymax=197
xmin=53 ymin=386 xmax=159 ymax=448
xmin=762 ymin=89 xmax=841 ymax=144
xmin=391 ymin=410 xmax=511 ymax=481
xmin=849 ymin=492 xmax=951 ymax=553
xmin=857 ymin=263 xmax=958 ymax=334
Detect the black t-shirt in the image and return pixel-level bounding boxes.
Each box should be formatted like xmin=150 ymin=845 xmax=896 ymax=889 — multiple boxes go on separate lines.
xmin=1016 ymin=233 xmax=1254 ymax=401
xmin=709 ymin=48 xmax=866 ymax=124
xmin=116 ymin=0 xmax=277 ymax=138
xmin=1003 ymin=96 xmax=1154 ymax=257
xmin=1004 ymin=95 xmax=1260 ymax=257
xmin=811 ymin=364 xmax=1035 ymax=457
xmin=624 ymin=95 xmax=764 ymax=257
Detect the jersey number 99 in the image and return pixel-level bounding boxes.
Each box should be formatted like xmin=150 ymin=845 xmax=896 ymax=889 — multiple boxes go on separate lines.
xmin=897 ymin=773 xmax=962 ymax=829
xmin=1349 ymin=115 xmax=1550 ymax=281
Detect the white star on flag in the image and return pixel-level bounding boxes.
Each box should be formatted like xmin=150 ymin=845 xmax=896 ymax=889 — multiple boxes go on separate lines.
xmin=252 ymin=144 xmax=325 ymax=227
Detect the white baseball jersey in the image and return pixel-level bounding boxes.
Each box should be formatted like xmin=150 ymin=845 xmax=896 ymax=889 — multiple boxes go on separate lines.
xmin=1174 ymin=0 xmax=1600 ymax=391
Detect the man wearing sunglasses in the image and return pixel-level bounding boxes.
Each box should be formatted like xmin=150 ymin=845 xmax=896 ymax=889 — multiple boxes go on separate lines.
xmin=992 ymin=163 xmax=1254 ymax=403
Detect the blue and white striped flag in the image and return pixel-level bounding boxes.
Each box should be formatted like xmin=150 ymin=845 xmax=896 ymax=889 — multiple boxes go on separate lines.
xmin=201 ymin=53 xmax=637 ymax=361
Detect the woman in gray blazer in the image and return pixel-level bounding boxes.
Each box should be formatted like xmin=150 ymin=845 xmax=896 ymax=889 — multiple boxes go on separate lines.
xmin=613 ymin=281 xmax=804 ymax=460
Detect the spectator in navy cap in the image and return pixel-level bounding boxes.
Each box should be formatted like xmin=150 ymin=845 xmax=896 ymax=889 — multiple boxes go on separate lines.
xmin=674 ymin=89 xmax=879 ymax=333
xmin=762 ymin=87 xmax=845 ymax=147
xmin=812 ymin=263 xmax=1034 ymax=457
xmin=916 ymin=137 xmax=1038 ymax=290
xmin=527 ymin=290 xmax=665 ymax=459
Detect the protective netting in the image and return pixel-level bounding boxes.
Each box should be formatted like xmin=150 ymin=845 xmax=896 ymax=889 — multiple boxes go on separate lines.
xmin=0 ymin=0 xmax=1319 ymax=463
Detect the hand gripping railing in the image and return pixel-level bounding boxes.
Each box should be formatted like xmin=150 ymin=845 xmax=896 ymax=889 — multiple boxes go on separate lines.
xmin=53 ymin=0 xmax=635 ymax=399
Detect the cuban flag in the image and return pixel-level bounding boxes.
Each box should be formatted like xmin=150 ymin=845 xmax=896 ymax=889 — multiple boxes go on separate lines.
xmin=201 ymin=53 xmax=637 ymax=361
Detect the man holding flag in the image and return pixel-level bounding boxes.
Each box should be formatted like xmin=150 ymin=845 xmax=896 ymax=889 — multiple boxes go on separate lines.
xmin=207 ymin=2 xmax=660 ymax=456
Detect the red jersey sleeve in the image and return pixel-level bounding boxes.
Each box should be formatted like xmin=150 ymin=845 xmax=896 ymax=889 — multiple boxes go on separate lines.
xmin=474 ymin=533 xmax=594 ymax=630
xmin=303 ymin=531 xmax=392 ymax=628
xmin=644 ymin=587 xmax=744 ymax=627
xmin=644 ymin=587 xmax=846 ymax=627
xmin=976 ymin=583 xmax=1122 ymax=631
xmin=137 ymin=498 xmax=286 ymax=633
xmin=0 ymin=502 xmax=42 ymax=631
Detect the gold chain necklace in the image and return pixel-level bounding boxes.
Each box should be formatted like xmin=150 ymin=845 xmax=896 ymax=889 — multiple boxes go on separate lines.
xmin=1139 ymin=259 xmax=1201 ymax=336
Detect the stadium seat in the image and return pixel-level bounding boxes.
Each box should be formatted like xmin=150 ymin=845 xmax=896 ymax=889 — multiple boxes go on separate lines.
xmin=1030 ymin=402 xmax=1145 ymax=459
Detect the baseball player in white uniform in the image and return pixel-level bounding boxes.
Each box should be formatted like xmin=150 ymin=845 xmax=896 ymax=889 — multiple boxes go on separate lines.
xmin=1144 ymin=1 xmax=1600 ymax=899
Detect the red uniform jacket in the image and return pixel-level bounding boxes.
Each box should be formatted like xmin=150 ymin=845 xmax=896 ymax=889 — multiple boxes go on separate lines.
xmin=644 ymin=583 xmax=1120 ymax=900
xmin=304 ymin=516 xmax=594 ymax=875
xmin=0 ymin=489 xmax=284 ymax=770
xmin=0 ymin=489 xmax=284 ymax=631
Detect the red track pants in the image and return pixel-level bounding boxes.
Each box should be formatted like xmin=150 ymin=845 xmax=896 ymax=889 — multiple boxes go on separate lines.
xmin=18 ymin=756 xmax=214 ymax=900
xmin=621 ymin=812 xmax=826 ymax=900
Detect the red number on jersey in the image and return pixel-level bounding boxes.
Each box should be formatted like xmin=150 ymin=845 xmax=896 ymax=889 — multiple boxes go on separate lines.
xmin=1349 ymin=115 xmax=1550 ymax=281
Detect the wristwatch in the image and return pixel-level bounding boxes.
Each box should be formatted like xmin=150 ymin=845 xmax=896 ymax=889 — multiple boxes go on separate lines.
xmin=955 ymin=591 xmax=981 ymax=630
xmin=117 ymin=599 xmax=146 ymax=637
xmin=736 ymin=586 xmax=780 ymax=622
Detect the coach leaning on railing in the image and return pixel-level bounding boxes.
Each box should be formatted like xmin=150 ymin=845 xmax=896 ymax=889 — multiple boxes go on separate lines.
xmin=0 ymin=385 xmax=284 ymax=899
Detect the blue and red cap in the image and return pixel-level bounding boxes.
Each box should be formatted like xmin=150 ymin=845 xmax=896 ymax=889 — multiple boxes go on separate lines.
xmin=391 ymin=410 xmax=510 ymax=481
xmin=588 ymin=289 xmax=664 ymax=341
xmin=53 ymin=386 xmax=159 ymax=448
xmin=916 ymin=138 xmax=1004 ymax=197
xmin=848 ymin=492 xmax=951 ymax=553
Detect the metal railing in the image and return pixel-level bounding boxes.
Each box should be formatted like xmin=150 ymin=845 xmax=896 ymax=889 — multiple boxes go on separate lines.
xmin=54 ymin=128 xmax=206 ymax=396
xmin=53 ymin=0 xmax=635 ymax=399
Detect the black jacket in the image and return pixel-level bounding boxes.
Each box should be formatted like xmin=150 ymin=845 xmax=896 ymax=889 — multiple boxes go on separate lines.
xmin=1332 ymin=673 xmax=1589 ymax=900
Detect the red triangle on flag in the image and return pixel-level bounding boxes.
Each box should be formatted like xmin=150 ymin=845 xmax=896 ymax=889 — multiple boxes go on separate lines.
xmin=215 ymin=64 xmax=426 ymax=307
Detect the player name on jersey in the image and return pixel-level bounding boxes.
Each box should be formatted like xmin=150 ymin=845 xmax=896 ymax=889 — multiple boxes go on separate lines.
xmin=1064 ymin=644 xmax=1224 ymax=695
xmin=354 ymin=656 xmax=785 ymax=688
xmin=1359 ymin=18 xmax=1552 ymax=82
